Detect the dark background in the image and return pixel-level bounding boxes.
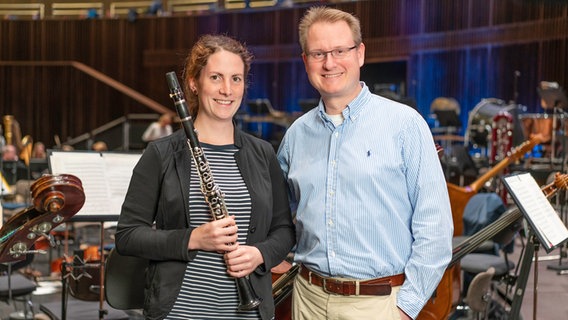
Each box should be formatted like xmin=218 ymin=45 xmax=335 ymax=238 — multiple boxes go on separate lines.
xmin=1 ymin=0 xmax=567 ymax=148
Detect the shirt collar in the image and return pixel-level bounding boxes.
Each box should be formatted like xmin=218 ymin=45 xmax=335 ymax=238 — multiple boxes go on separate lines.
xmin=317 ymin=82 xmax=370 ymax=124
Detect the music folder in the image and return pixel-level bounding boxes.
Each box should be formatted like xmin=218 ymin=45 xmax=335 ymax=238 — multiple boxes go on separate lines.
xmin=503 ymin=172 xmax=568 ymax=253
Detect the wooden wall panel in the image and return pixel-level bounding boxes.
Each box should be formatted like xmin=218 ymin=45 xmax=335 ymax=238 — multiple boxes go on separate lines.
xmin=0 ymin=0 xmax=567 ymax=148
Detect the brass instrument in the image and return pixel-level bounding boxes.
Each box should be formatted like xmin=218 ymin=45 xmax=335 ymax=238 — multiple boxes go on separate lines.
xmin=2 ymin=115 xmax=14 ymax=145
xmin=2 ymin=115 xmax=22 ymax=149
xmin=20 ymin=135 xmax=33 ymax=167
xmin=166 ymin=71 xmax=262 ymax=311
xmin=2 ymin=115 xmax=33 ymax=166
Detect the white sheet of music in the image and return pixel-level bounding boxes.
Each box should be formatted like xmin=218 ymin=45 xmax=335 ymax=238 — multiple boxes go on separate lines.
xmin=504 ymin=173 xmax=568 ymax=250
xmin=49 ymin=151 xmax=141 ymax=219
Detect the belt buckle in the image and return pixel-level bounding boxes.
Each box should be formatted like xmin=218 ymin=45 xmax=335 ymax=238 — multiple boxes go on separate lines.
xmin=321 ymin=278 xmax=333 ymax=294
xmin=322 ymin=278 xmax=353 ymax=295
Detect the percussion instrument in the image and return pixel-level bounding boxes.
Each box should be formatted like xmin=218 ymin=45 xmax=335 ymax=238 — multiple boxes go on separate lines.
xmin=518 ymin=113 xmax=566 ymax=160
xmin=465 ymin=99 xmax=525 ymax=158
xmin=518 ymin=113 xmax=559 ymax=144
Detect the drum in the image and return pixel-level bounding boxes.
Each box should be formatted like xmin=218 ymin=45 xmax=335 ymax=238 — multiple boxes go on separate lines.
xmin=465 ymin=99 xmax=525 ymax=157
xmin=519 ymin=113 xmax=566 ymax=160
xmin=518 ymin=113 xmax=566 ymax=143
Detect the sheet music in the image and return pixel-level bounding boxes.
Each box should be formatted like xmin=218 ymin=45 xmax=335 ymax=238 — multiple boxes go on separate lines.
xmin=503 ymin=173 xmax=568 ymax=250
xmin=49 ymin=151 xmax=141 ymax=219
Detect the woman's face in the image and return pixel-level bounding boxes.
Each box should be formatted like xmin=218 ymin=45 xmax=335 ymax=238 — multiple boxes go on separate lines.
xmin=190 ymin=49 xmax=245 ymax=123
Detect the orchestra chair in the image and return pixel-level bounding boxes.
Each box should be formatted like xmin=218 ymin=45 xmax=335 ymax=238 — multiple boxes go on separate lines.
xmin=459 ymin=267 xmax=496 ymax=320
xmin=460 ymin=192 xmax=518 ymax=286
xmin=0 ymin=255 xmax=37 ymax=320
xmin=457 ymin=193 xmax=522 ymax=317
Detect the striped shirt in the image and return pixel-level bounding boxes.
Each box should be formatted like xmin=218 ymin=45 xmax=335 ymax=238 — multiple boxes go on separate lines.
xmin=277 ymin=83 xmax=453 ymax=319
xmin=166 ymin=144 xmax=261 ymax=320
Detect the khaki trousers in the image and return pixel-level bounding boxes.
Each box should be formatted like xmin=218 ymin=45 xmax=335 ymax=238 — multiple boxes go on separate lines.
xmin=291 ymin=273 xmax=402 ymax=320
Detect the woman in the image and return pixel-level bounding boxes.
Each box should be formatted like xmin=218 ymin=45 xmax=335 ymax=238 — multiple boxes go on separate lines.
xmin=115 ymin=34 xmax=295 ymax=320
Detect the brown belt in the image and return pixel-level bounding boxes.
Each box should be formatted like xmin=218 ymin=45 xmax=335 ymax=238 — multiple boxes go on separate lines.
xmin=299 ymin=265 xmax=405 ymax=296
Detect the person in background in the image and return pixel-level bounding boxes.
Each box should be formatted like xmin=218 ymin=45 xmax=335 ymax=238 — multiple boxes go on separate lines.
xmin=142 ymin=113 xmax=173 ymax=143
xmin=91 ymin=141 xmax=108 ymax=152
xmin=32 ymin=141 xmax=47 ymax=159
xmin=277 ymin=7 xmax=453 ymax=320
xmin=115 ymin=34 xmax=295 ymax=320
xmin=1 ymin=144 xmax=19 ymax=162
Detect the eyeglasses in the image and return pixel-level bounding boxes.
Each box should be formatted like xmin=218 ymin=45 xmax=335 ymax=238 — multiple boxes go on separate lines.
xmin=305 ymin=45 xmax=358 ymax=62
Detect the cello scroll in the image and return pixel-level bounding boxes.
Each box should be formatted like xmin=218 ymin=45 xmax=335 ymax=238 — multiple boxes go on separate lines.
xmin=0 ymin=174 xmax=85 ymax=263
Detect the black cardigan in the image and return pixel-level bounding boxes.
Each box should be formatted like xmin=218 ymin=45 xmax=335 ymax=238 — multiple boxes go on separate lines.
xmin=115 ymin=128 xmax=295 ymax=320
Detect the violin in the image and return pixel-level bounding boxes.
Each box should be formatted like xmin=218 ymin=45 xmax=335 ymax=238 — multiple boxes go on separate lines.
xmin=0 ymin=174 xmax=85 ymax=263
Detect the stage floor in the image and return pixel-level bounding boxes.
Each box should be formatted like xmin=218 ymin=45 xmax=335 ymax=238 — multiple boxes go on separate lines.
xmin=0 ymin=235 xmax=567 ymax=319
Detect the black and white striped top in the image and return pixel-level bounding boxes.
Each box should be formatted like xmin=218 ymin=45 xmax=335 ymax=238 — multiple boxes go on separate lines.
xmin=165 ymin=144 xmax=260 ymax=320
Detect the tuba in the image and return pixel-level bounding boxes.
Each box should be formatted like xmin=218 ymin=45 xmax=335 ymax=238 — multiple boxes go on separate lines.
xmin=2 ymin=115 xmax=33 ymax=166
xmin=2 ymin=115 xmax=15 ymax=146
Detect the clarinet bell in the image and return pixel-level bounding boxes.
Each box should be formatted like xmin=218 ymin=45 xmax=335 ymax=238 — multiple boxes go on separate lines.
xmin=236 ymin=277 xmax=262 ymax=311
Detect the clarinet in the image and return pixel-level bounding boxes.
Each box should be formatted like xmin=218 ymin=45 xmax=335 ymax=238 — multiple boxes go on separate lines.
xmin=166 ymin=71 xmax=262 ymax=311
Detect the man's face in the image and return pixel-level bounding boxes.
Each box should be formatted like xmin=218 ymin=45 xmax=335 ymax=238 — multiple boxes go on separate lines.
xmin=2 ymin=145 xmax=17 ymax=161
xmin=302 ymin=21 xmax=365 ymax=106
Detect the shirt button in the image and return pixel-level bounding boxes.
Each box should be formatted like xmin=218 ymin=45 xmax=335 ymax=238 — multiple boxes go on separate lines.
xmin=328 ymin=219 xmax=333 ymax=226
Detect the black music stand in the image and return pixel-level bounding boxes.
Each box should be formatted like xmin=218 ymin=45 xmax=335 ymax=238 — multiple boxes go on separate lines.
xmin=503 ymin=173 xmax=568 ymax=319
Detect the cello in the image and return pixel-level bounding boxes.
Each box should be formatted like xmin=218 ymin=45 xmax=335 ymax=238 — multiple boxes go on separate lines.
xmin=271 ymin=260 xmax=298 ymax=320
xmin=0 ymin=174 xmax=85 ymax=263
xmin=417 ymin=136 xmax=541 ymax=320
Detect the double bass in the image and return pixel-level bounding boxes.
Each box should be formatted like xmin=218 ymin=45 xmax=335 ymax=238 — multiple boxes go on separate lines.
xmin=0 ymin=174 xmax=85 ymax=263
xmin=418 ymin=136 xmax=541 ymax=320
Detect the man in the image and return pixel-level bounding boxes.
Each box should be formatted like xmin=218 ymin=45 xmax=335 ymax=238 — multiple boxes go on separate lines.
xmin=141 ymin=113 xmax=173 ymax=143
xmin=277 ymin=7 xmax=453 ymax=320
xmin=2 ymin=144 xmax=18 ymax=162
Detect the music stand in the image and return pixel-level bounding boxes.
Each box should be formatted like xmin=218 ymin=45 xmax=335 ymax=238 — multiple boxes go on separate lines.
xmin=44 ymin=150 xmax=141 ymax=320
xmin=434 ymin=110 xmax=462 ymax=128
xmin=503 ymin=172 xmax=568 ymax=319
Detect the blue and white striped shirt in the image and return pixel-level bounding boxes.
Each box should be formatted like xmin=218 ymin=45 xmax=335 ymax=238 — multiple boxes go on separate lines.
xmin=277 ymin=83 xmax=453 ymax=319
